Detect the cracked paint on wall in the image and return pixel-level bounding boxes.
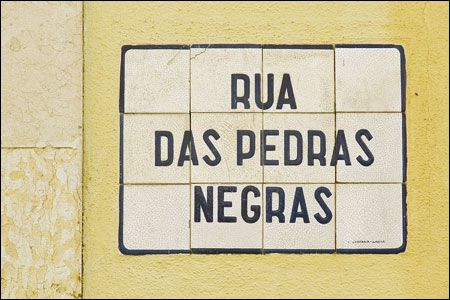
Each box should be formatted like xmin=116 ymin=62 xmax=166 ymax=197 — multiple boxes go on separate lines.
xmin=1 ymin=149 xmax=82 ymax=299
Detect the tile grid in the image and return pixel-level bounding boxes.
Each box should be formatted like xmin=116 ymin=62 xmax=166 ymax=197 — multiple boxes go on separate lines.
xmin=119 ymin=46 xmax=191 ymax=254
xmin=120 ymin=44 xmax=406 ymax=254
xmin=261 ymin=45 xmax=335 ymax=253
xmin=334 ymin=44 xmax=407 ymax=253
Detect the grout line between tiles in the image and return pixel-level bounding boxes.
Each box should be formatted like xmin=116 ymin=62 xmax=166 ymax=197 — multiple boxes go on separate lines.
xmin=0 ymin=146 xmax=78 ymax=149
xmin=261 ymin=47 xmax=265 ymax=253
xmin=189 ymin=47 xmax=193 ymax=254
xmin=120 ymin=111 xmax=403 ymax=115
xmin=333 ymin=44 xmax=337 ymax=252
xmin=121 ymin=182 xmax=404 ymax=185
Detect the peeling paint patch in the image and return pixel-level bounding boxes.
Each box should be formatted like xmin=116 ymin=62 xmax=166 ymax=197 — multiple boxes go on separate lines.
xmin=1 ymin=149 xmax=82 ymax=299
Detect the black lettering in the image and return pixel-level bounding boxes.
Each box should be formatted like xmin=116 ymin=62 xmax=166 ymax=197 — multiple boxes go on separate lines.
xmin=262 ymin=130 xmax=279 ymax=166
xmin=237 ymin=130 xmax=256 ymax=165
xmin=331 ymin=130 xmax=351 ymax=166
xmin=231 ymin=74 xmax=250 ymax=109
xmin=155 ymin=131 xmax=173 ymax=166
xmin=284 ymin=130 xmax=303 ymax=165
xmin=290 ymin=187 xmax=310 ymax=223
xmin=177 ymin=131 xmax=198 ymax=166
xmin=356 ymin=129 xmax=374 ymax=166
xmin=194 ymin=186 xmax=213 ymax=222
xmin=218 ymin=186 xmax=237 ymax=223
xmin=276 ymin=74 xmax=297 ymax=110
xmin=308 ymin=130 xmax=326 ymax=166
xmin=313 ymin=187 xmax=333 ymax=224
xmin=265 ymin=187 xmax=285 ymax=223
xmin=257 ymin=73 xmax=274 ymax=110
xmin=203 ymin=129 xmax=221 ymax=166
xmin=241 ymin=185 xmax=261 ymax=223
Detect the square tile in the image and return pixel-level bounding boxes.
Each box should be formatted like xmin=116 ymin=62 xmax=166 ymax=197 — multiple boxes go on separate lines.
xmin=263 ymin=184 xmax=335 ymax=252
xmin=335 ymin=113 xmax=404 ymax=183
xmin=191 ymin=184 xmax=263 ymax=252
xmin=263 ymin=113 xmax=335 ymax=183
xmin=190 ymin=46 xmax=262 ymax=112
xmin=263 ymin=47 xmax=334 ymax=112
xmin=121 ymin=114 xmax=190 ymax=184
xmin=120 ymin=185 xmax=190 ymax=253
xmin=336 ymin=184 xmax=406 ymax=252
xmin=191 ymin=113 xmax=263 ymax=183
xmin=335 ymin=46 xmax=404 ymax=112
xmin=122 ymin=47 xmax=190 ymax=113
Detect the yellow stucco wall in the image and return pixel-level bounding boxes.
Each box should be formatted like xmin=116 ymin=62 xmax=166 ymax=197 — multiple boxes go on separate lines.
xmin=83 ymin=2 xmax=449 ymax=298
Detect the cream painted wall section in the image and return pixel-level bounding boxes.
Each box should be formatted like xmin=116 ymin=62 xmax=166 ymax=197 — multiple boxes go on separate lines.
xmin=1 ymin=2 xmax=82 ymax=299
xmin=1 ymin=2 xmax=82 ymax=148
xmin=83 ymin=2 xmax=448 ymax=298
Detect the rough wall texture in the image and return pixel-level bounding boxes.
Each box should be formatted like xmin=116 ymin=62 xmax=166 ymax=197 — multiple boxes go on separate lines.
xmin=1 ymin=149 xmax=82 ymax=298
xmin=1 ymin=2 xmax=82 ymax=299
xmin=83 ymin=2 xmax=448 ymax=298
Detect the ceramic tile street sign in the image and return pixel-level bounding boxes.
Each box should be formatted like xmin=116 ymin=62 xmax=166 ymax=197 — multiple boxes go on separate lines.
xmin=119 ymin=44 xmax=407 ymax=255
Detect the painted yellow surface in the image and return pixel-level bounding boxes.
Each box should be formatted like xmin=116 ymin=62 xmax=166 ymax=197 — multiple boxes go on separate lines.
xmin=83 ymin=2 xmax=449 ymax=298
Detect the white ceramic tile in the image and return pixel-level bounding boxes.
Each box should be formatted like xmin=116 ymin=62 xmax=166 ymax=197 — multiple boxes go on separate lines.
xmin=191 ymin=113 xmax=263 ymax=183
xmin=191 ymin=184 xmax=263 ymax=252
xmin=263 ymin=113 xmax=335 ymax=183
xmin=336 ymin=46 xmax=403 ymax=112
xmin=263 ymin=184 xmax=335 ymax=252
xmin=123 ymin=48 xmax=190 ymax=113
xmin=336 ymin=113 xmax=404 ymax=183
xmin=263 ymin=48 xmax=334 ymax=112
xmin=121 ymin=185 xmax=190 ymax=252
xmin=190 ymin=46 xmax=262 ymax=112
xmin=336 ymin=184 xmax=405 ymax=252
xmin=122 ymin=114 xmax=190 ymax=183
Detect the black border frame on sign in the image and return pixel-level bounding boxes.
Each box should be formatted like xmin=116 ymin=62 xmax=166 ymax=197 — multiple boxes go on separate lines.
xmin=118 ymin=44 xmax=407 ymax=255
